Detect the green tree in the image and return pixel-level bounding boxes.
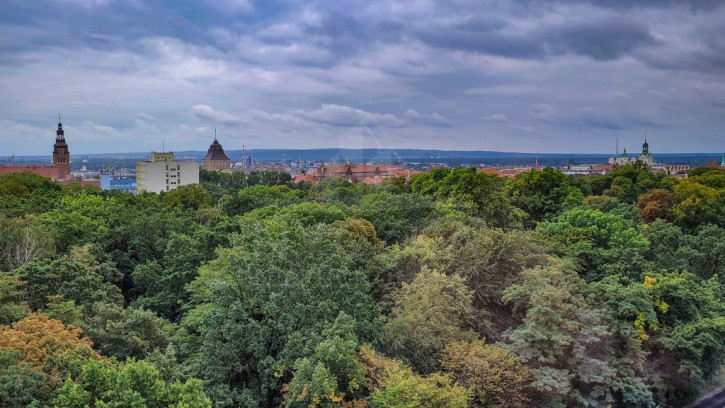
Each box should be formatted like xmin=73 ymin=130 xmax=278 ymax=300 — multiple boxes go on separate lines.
xmin=360 ymin=192 xmax=436 ymax=244
xmin=188 ymin=219 xmax=381 ymax=407
xmin=53 ymin=358 xmax=211 ymax=408
xmin=132 ymin=232 xmax=213 ymax=321
xmin=672 ymin=179 xmax=723 ymax=230
xmin=0 ymin=350 xmax=45 ymax=408
xmin=82 ymin=303 xmax=177 ymax=360
xmin=503 ymin=261 xmax=619 ymax=406
xmin=162 ymin=184 xmax=212 ymax=211
xmin=11 ymin=257 xmax=122 ymax=312
xmin=0 ymin=273 xmax=29 ymax=325
xmin=309 ymin=177 xmax=367 ymax=206
xmin=506 ymin=167 xmax=583 ymax=226
xmin=384 ymin=268 xmax=476 ymax=374
xmin=283 ymin=313 xmax=366 ymax=407
xmin=537 ymin=208 xmax=650 ymax=281
xmin=410 ymin=167 xmax=523 ymax=228
xmin=220 ymin=185 xmax=302 ymax=216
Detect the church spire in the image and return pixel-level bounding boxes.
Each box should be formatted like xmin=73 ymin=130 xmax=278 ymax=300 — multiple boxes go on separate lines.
xmin=56 ymin=114 xmax=65 ymax=141
xmin=642 ymin=131 xmax=649 ymax=155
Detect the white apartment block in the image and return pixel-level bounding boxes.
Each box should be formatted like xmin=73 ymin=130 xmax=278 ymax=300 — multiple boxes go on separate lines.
xmin=136 ymin=152 xmax=200 ymax=194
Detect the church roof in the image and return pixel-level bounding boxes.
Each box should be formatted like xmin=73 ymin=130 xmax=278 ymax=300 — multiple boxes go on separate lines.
xmin=202 ymin=138 xmax=231 ymax=161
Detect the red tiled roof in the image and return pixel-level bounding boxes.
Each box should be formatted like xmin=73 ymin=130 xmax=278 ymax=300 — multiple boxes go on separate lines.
xmin=294 ymin=173 xmax=316 ymax=184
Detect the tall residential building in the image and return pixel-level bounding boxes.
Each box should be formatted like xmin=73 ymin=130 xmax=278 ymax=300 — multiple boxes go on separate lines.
xmin=136 ymin=151 xmax=199 ymax=193
xmin=201 ymin=134 xmax=231 ymax=171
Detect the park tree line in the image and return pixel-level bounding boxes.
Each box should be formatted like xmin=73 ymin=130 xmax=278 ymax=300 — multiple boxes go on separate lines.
xmin=2 ymin=163 xmax=725 ymax=407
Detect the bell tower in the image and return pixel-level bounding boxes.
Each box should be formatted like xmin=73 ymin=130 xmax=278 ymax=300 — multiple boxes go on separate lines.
xmin=53 ymin=115 xmax=70 ymax=179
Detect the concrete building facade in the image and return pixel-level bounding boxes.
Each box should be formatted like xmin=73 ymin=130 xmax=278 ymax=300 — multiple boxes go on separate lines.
xmin=136 ymin=152 xmax=199 ymax=193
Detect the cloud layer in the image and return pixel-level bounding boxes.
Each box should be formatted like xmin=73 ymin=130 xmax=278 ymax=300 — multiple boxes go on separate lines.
xmin=1 ymin=0 xmax=725 ymax=154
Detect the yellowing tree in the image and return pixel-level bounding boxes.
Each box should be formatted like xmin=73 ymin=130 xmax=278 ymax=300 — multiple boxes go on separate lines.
xmin=356 ymin=345 xmax=469 ymax=408
xmin=0 ymin=313 xmax=96 ymax=369
xmin=443 ymin=340 xmax=531 ymax=408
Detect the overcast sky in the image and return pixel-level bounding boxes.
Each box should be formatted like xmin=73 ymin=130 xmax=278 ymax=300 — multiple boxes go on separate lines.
xmin=1 ymin=0 xmax=725 ymax=155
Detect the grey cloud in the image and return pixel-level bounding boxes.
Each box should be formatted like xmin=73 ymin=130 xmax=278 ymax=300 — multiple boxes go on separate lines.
xmin=548 ymin=0 xmax=724 ymax=12
xmin=543 ymin=19 xmax=657 ymax=61
xmin=2 ymin=0 xmax=725 ymax=155
xmin=416 ymin=23 xmax=544 ymax=59
xmin=417 ymin=14 xmax=656 ymax=61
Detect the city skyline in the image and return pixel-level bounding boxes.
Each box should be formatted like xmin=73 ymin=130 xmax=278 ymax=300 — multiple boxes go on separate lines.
xmin=2 ymin=1 xmax=725 ymax=155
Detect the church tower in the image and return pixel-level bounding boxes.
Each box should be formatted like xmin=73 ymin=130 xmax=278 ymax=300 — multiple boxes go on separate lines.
xmin=53 ymin=116 xmax=70 ymax=179
xmin=201 ymin=130 xmax=232 ymax=171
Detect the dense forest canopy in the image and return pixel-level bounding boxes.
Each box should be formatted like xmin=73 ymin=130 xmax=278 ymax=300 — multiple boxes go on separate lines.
xmin=2 ymin=164 xmax=725 ymax=407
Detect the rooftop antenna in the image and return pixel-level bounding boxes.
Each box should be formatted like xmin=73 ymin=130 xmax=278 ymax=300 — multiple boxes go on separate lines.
xmin=162 ymin=139 xmax=165 ymax=153
xmin=214 ymin=128 xmax=217 ymax=141
xmin=535 ymin=150 xmax=540 ymax=170
xmin=242 ymin=144 xmax=246 ymax=167
xmin=616 ymin=137 xmax=619 ymax=155
xmin=58 ymin=114 xmax=61 ymax=123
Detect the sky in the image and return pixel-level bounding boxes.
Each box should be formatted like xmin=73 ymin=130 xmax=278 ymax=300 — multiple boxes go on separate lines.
xmin=1 ymin=0 xmax=725 ymax=155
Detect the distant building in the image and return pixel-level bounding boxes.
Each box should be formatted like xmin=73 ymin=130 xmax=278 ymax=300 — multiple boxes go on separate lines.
xmin=294 ymin=163 xmax=420 ymax=185
xmin=100 ymin=174 xmax=137 ymax=194
xmin=53 ymin=119 xmax=71 ymax=179
xmin=201 ymin=135 xmax=231 ymax=171
xmin=0 ymin=118 xmax=71 ymax=180
xmin=136 ymin=152 xmax=199 ymax=193
xmin=609 ymin=138 xmax=654 ymax=166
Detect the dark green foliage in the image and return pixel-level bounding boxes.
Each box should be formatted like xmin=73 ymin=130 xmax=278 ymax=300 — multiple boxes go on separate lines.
xmin=360 ymin=192 xmax=436 ymax=244
xmin=309 ymin=177 xmax=368 ymax=206
xmin=0 ymin=172 xmax=61 ymax=194
xmin=162 ymin=184 xmax=212 ymax=211
xmin=220 ymin=185 xmax=302 ymax=216
xmin=52 ymin=358 xmax=211 ymax=408
xmin=187 ymin=218 xmax=382 ymax=407
xmin=537 ymin=208 xmax=650 ymax=281
xmin=82 ymin=302 xmax=177 ymax=360
xmin=0 ymin=350 xmax=45 ymax=408
xmin=506 ymin=167 xmax=583 ymax=226
xmin=410 ymin=167 xmax=523 ymax=228
xmin=132 ymin=232 xmax=214 ymax=321
xmin=12 ymin=257 xmax=123 ymax=312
